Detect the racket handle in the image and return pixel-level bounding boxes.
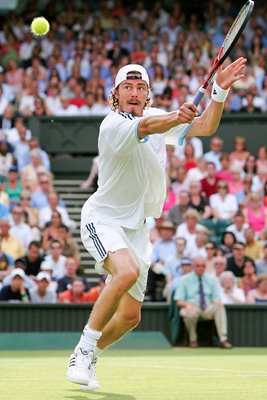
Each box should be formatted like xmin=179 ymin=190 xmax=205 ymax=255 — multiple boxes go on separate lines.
xmin=178 ymin=87 xmax=206 ymax=145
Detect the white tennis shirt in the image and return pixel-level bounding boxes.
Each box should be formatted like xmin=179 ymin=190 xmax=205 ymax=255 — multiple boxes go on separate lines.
xmin=84 ymin=107 xmax=187 ymax=229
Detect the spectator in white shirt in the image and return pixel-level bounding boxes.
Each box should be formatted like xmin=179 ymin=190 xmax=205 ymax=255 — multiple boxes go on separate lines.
xmin=55 ymin=94 xmax=79 ymax=116
xmin=204 ymin=136 xmax=223 ymax=171
xmin=30 ymin=271 xmax=57 ymax=303
xmin=45 ymin=84 xmax=62 ymax=115
xmin=18 ymin=31 xmax=36 ymax=66
xmin=6 ymin=117 xmax=31 ymax=149
xmin=10 ymin=204 xmax=34 ymax=250
xmin=38 ymin=191 xmax=76 ymax=230
xmin=41 ymin=239 xmax=67 ymax=280
xmin=219 ymin=271 xmax=246 ymax=304
xmin=176 ymin=208 xmax=202 ymax=252
xmin=188 ymin=225 xmax=209 ymax=259
xmin=0 ymin=85 xmax=9 ymax=115
xmin=226 ymin=211 xmax=249 ymax=243
xmin=210 ymin=180 xmax=238 ymax=220
xmin=174 ymin=136 xmax=203 ymax=160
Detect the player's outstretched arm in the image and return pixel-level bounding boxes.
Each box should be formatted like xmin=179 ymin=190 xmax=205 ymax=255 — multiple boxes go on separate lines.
xmin=187 ymin=57 xmax=247 ymax=137
xmin=137 ymin=103 xmax=198 ymax=140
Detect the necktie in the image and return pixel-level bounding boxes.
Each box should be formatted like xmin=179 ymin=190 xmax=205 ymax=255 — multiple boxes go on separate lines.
xmin=199 ymin=277 xmax=206 ymax=310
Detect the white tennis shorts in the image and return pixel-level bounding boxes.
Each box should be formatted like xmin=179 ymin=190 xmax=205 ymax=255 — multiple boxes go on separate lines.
xmin=80 ymin=213 xmax=152 ymax=302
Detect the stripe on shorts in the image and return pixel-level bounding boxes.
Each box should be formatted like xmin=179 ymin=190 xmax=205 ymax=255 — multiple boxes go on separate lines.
xmin=86 ymin=223 xmax=107 ymax=258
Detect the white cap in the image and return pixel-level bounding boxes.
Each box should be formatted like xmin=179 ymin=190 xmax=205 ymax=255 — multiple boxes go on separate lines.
xmin=10 ymin=268 xmax=25 ymax=279
xmin=36 ymin=271 xmax=50 ymax=282
xmin=115 ymin=64 xmax=150 ymax=88
xmin=40 ymin=261 xmax=53 ymax=271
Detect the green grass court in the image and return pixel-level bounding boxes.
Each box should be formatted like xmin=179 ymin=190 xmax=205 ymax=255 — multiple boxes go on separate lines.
xmin=1 ymin=348 xmax=267 ymax=400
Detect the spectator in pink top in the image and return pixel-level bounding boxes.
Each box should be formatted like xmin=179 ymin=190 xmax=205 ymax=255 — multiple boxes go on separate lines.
xmin=216 ymin=153 xmax=232 ymax=183
xmin=162 ymin=178 xmax=176 ymax=215
xmin=243 ymin=193 xmax=267 ymax=236
xmin=228 ymin=167 xmax=244 ymax=195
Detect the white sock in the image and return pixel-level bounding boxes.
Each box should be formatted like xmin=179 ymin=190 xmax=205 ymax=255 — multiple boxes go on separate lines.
xmin=94 ymin=346 xmax=105 ymax=358
xmin=75 ymin=325 xmax=102 ymax=352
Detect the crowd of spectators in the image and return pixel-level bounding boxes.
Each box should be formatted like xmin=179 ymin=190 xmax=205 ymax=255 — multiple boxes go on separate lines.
xmin=0 ymin=1 xmax=267 ymax=306
xmin=0 ymin=0 xmax=267 ymax=121
xmin=146 ymin=134 xmax=267 ymax=304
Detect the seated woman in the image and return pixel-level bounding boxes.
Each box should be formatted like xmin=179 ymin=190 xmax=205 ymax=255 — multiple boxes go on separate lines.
xmin=42 ymin=210 xmax=62 ymax=251
xmin=238 ymin=259 xmax=257 ymax=299
xmin=0 ymin=140 xmax=14 ymax=182
xmin=4 ymin=166 xmax=22 ymax=206
xmin=220 ymin=231 xmax=237 ymax=257
xmin=247 ymin=274 xmax=267 ymax=303
xmin=256 ymin=145 xmax=267 ymax=173
xmin=183 ymin=142 xmax=197 ymax=171
xmin=219 ymin=271 xmax=246 ymax=304
xmin=216 ymin=153 xmax=232 ymax=183
xmin=243 ymin=192 xmax=267 ymax=237
xmin=229 ymin=136 xmax=250 ymax=170
xmin=188 ymin=180 xmax=211 ymax=219
xmin=209 ymin=180 xmax=238 ymax=220
xmin=228 ymin=167 xmax=244 ymax=195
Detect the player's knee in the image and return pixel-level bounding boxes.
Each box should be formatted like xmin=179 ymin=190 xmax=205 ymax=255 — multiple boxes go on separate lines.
xmin=122 ymin=310 xmax=141 ymax=330
xmin=117 ymin=264 xmax=140 ymax=289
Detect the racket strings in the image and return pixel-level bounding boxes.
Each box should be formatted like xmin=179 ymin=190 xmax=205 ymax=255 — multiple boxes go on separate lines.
xmin=222 ymin=2 xmax=253 ymax=55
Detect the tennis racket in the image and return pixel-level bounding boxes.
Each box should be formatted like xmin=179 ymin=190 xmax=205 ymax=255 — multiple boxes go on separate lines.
xmin=178 ymin=0 xmax=254 ymax=145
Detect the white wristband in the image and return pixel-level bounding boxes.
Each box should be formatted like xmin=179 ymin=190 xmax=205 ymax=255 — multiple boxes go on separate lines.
xmin=211 ymin=81 xmax=230 ymax=103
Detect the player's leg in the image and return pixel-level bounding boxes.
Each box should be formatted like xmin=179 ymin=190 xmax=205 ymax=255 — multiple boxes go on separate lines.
xmin=88 ymin=248 xmax=140 ymax=331
xmin=79 ymin=291 xmax=142 ymax=391
xmin=96 ymin=291 xmax=142 ymax=349
xmin=67 ymin=248 xmax=140 ymax=386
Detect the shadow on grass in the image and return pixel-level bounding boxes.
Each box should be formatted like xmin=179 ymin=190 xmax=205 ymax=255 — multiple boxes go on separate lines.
xmin=65 ymin=390 xmax=136 ymax=400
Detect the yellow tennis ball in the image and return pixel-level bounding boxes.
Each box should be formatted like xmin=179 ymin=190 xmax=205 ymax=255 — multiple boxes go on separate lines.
xmin=30 ymin=17 xmax=50 ymax=36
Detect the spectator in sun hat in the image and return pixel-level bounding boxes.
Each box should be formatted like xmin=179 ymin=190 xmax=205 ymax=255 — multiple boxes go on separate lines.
xmin=176 ymin=208 xmax=202 ymax=252
xmin=164 ymin=255 xmax=192 ymax=303
xmin=29 ymin=271 xmax=57 ymax=303
xmin=188 ymin=225 xmax=210 ymax=259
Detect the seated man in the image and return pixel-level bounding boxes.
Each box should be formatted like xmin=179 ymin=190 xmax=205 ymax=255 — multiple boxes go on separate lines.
xmin=0 ymin=268 xmax=30 ymax=302
xmin=30 ymin=271 xmax=57 ymax=303
xmin=174 ymin=256 xmax=232 ymax=349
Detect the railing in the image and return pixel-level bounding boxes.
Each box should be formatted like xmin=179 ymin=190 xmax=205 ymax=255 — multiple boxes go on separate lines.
xmin=1 ymin=302 xmax=267 ymax=347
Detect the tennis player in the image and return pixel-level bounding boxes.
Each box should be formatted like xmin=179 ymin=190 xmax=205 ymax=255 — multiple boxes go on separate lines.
xmin=67 ymin=59 xmax=246 ymax=389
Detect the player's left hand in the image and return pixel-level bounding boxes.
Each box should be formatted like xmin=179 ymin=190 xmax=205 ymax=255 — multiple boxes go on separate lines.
xmin=216 ymin=57 xmax=247 ymax=90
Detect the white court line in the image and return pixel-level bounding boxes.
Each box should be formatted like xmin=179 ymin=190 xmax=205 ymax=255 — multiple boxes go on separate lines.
xmin=104 ymin=362 xmax=267 ymax=376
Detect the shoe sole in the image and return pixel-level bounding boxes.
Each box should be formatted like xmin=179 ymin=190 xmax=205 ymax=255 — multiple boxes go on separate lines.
xmin=80 ymin=383 xmax=100 ymax=391
xmin=67 ymin=374 xmax=89 ymax=386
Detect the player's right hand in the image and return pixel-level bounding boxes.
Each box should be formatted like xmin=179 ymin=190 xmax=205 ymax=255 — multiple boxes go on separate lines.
xmin=177 ymin=102 xmax=198 ymax=124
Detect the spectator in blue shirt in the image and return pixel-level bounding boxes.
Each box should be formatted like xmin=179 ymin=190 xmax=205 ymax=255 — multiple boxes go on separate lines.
xmin=174 ymin=256 xmax=232 ymax=349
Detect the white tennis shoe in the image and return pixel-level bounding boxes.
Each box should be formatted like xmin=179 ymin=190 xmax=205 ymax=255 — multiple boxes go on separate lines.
xmin=79 ymin=357 xmax=100 ymax=391
xmin=67 ymin=348 xmax=95 ymax=386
